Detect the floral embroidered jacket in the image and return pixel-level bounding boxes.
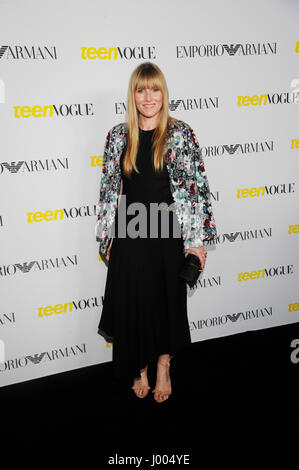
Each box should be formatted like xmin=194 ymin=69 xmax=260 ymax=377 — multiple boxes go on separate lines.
xmin=95 ymin=119 xmax=217 ymax=256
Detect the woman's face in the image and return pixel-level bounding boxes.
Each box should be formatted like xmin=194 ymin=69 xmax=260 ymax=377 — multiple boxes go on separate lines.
xmin=134 ymin=84 xmax=163 ymax=120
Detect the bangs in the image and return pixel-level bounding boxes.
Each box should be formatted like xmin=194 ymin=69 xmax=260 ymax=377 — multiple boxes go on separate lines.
xmin=135 ymin=73 xmax=162 ymax=91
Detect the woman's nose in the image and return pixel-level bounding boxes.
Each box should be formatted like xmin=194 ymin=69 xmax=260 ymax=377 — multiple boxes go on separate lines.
xmin=144 ymin=89 xmax=152 ymax=101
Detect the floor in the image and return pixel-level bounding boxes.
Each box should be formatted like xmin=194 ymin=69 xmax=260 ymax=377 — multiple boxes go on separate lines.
xmin=1 ymin=322 xmax=298 ymax=456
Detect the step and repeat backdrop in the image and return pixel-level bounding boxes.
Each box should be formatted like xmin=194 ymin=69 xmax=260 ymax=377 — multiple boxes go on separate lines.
xmin=0 ymin=0 xmax=298 ymax=387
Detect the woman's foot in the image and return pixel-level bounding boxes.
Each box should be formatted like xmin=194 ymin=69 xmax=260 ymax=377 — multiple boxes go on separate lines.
xmin=131 ymin=365 xmax=150 ymax=398
xmin=153 ymin=354 xmax=172 ymax=403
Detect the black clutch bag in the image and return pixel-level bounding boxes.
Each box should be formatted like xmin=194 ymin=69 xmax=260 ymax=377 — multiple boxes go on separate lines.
xmin=179 ymin=253 xmax=202 ymax=288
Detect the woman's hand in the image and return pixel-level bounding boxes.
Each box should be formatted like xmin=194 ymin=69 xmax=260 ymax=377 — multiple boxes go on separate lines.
xmin=106 ymin=237 xmax=114 ymax=261
xmin=185 ymin=246 xmax=207 ymax=270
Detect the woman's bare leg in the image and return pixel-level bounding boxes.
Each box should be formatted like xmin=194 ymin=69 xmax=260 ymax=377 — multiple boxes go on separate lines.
xmin=154 ymin=354 xmax=173 ymax=402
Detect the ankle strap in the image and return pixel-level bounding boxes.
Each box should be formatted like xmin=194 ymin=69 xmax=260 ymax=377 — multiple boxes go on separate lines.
xmin=158 ymin=360 xmax=170 ymax=367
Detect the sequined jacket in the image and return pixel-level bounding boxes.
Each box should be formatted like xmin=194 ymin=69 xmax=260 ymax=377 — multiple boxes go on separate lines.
xmin=95 ymin=119 xmax=217 ymax=256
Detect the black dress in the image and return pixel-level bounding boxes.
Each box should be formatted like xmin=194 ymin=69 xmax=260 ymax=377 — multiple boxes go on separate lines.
xmin=98 ymin=127 xmax=191 ymax=379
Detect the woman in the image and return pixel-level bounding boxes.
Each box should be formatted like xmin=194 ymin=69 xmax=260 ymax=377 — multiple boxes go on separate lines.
xmin=95 ymin=62 xmax=217 ymax=403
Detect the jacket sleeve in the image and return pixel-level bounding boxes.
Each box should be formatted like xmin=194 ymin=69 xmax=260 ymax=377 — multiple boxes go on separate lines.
xmin=184 ymin=126 xmax=217 ymax=249
xmin=95 ymin=129 xmax=112 ymax=249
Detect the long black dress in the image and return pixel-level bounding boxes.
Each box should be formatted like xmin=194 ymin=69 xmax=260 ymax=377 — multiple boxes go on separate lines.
xmin=98 ymin=127 xmax=191 ymax=379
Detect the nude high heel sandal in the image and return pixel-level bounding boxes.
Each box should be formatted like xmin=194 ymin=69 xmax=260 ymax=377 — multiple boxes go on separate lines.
xmin=131 ymin=365 xmax=151 ymax=398
xmin=152 ymin=360 xmax=173 ymax=403
xmin=131 ymin=384 xmax=151 ymax=398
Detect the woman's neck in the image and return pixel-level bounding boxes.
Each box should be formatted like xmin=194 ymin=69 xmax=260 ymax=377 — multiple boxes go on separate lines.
xmin=138 ymin=115 xmax=159 ymax=131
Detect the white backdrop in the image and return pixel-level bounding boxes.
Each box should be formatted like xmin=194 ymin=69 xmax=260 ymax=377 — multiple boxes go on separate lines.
xmin=0 ymin=0 xmax=298 ymax=387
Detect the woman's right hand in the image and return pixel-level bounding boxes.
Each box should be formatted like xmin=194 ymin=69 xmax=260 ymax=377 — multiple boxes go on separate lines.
xmin=106 ymin=237 xmax=114 ymax=261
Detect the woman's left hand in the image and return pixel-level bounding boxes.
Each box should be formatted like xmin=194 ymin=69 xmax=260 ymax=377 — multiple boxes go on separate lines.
xmin=185 ymin=246 xmax=207 ymax=270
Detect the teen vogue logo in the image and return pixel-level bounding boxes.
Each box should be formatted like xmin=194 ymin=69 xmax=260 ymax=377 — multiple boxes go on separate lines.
xmin=237 ymin=91 xmax=299 ymax=106
xmin=26 ymin=204 xmax=97 ymax=224
xmin=236 ymin=182 xmax=295 ymax=199
xmin=81 ymin=45 xmax=156 ymax=60
xmin=13 ymin=103 xmax=94 ymax=118
xmin=38 ymin=296 xmax=100 ymax=318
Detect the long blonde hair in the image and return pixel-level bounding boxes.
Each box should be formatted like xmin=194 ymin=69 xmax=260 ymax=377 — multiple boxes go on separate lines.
xmin=123 ymin=62 xmax=177 ymax=178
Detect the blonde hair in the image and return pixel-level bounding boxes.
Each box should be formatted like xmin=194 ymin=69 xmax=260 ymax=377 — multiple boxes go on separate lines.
xmin=123 ymin=62 xmax=177 ymax=178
